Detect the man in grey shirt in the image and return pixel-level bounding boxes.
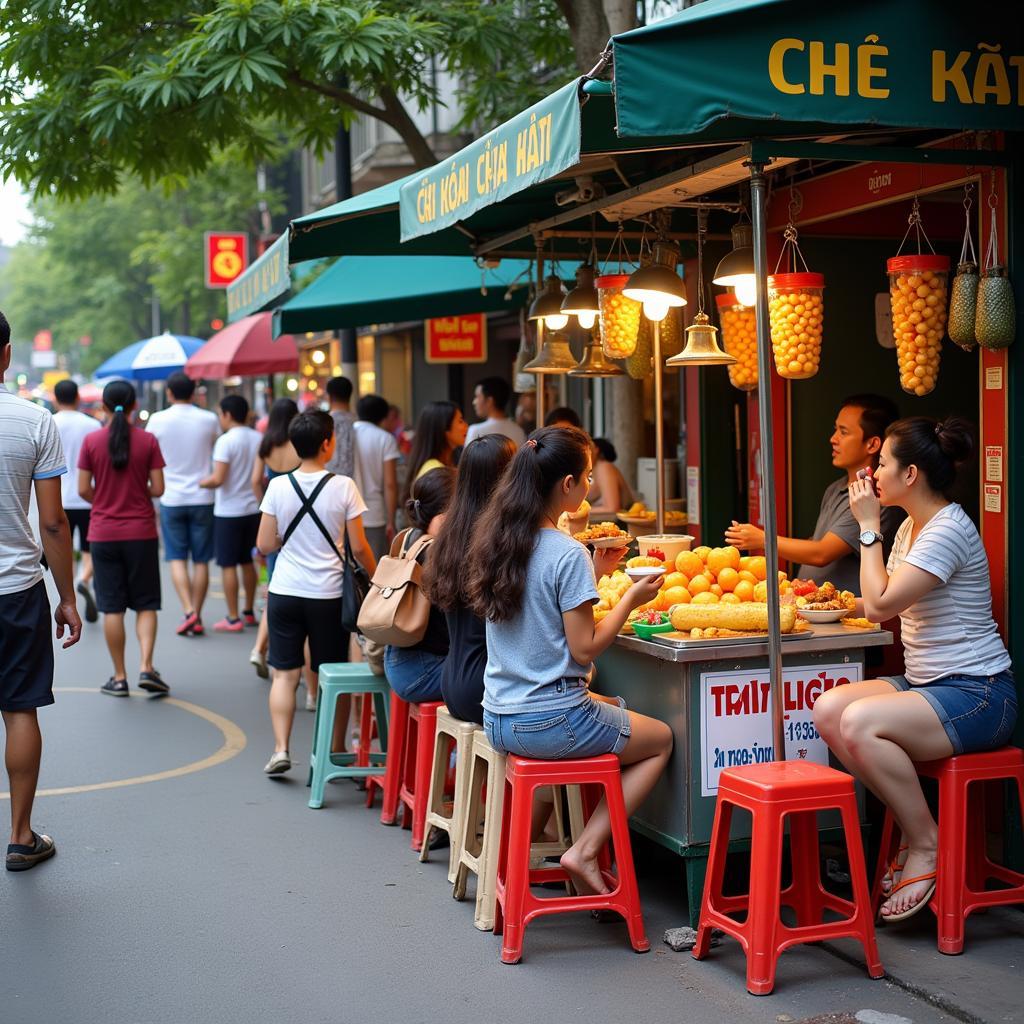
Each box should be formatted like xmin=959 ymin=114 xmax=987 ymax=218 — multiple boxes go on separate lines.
xmin=325 ymin=375 xmax=357 ymax=479
xmin=726 ymin=394 xmax=904 ymax=594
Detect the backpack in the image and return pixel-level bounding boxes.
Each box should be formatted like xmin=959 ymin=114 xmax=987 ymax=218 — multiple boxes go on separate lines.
xmin=356 ymin=528 xmax=434 ymax=647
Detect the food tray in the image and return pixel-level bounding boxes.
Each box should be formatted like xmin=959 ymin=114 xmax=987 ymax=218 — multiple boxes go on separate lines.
xmin=649 ymin=629 xmax=812 ymax=650
xmin=588 ymin=534 xmax=634 ymax=549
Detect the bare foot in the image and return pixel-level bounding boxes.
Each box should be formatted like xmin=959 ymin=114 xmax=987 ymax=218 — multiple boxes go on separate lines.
xmin=880 ymin=844 xmax=909 ymax=895
xmin=560 ymin=846 xmax=610 ymax=896
xmin=880 ymin=846 xmax=936 ymax=919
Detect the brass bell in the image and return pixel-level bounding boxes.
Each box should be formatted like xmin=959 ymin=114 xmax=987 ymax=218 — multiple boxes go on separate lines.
xmin=568 ymin=336 xmax=624 ymax=377
xmin=665 ymin=311 xmax=737 ymax=367
xmin=523 ymin=330 xmax=578 ymax=374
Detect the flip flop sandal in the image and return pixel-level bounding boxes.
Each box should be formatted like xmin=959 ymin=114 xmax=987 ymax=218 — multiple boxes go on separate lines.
xmin=880 ymin=843 xmax=909 ymax=895
xmin=6 ymin=832 xmax=56 ymax=872
xmin=880 ymin=871 xmax=937 ymax=923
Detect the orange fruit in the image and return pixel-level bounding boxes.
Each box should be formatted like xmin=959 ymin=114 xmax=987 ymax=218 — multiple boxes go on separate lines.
xmin=753 ymin=581 xmax=769 ymax=602
xmin=691 ymin=591 xmax=719 ymax=605
xmin=717 ymin=567 xmax=740 ymax=592
xmin=694 ymin=545 xmax=712 ymax=563
xmin=720 ymin=592 xmax=741 ymax=605
xmin=662 ymin=585 xmax=690 ymax=606
xmin=675 ymin=551 xmax=704 ymax=579
xmin=663 ymin=572 xmax=689 ymax=591
xmin=688 ymin=574 xmax=711 ymax=596
xmin=670 ymin=588 xmax=691 ymax=604
xmin=710 ymin=583 xmax=724 ymax=597
xmin=734 ymin=580 xmax=756 ymax=602
xmin=739 ymin=556 xmax=753 ymax=573
xmin=737 ymin=570 xmax=757 ymax=585
xmin=707 ymin=546 xmax=741 ymax=576
xmin=748 ymin=556 xmax=768 ymax=581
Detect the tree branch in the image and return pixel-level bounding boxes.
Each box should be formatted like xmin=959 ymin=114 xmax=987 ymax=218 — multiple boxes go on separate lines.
xmin=285 ymin=72 xmax=388 ymax=121
xmin=377 ymin=84 xmax=437 ymax=169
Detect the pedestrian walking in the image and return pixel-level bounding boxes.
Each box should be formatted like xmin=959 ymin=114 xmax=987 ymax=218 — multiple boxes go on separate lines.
xmin=352 ymin=394 xmax=400 ymax=559
xmin=52 ymin=378 xmax=102 ymax=623
xmin=248 ymin=398 xmax=300 ymax=679
xmin=1 ymin=312 xmax=82 ymax=872
xmin=78 ymin=381 xmax=168 ymax=697
xmin=325 ymin=375 xmax=357 ymax=479
xmin=256 ymin=410 xmax=376 ymax=774
xmin=146 ymin=371 xmax=220 ymax=637
xmin=200 ymin=395 xmax=263 ymax=632
xmin=464 ymin=375 xmax=526 ymax=448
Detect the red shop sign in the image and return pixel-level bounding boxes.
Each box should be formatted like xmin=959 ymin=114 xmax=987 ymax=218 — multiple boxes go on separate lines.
xmin=205 ymin=232 xmax=249 ymax=289
xmin=425 ymin=314 xmax=488 ymax=364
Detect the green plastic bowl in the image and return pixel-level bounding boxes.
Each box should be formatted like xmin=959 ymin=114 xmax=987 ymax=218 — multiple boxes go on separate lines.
xmin=631 ymin=619 xmax=674 ymax=640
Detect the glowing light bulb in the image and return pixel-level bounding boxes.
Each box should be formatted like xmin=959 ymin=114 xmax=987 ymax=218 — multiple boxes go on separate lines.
xmin=576 ymin=310 xmax=597 ymax=330
xmin=286 ymin=378 xmax=298 ymax=392
xmin=733 ymin=277 xmax=758 ymax=307
xmin=311 ymin=349 xmax=326 ymax=365
xmin=544 ymin=313 xmax=569 ymax=330
xmin=642 ymin=297 xmax=671 ymax=322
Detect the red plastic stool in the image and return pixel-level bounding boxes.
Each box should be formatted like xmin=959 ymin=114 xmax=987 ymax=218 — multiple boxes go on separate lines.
xmin=872 ymin=746 xmax=1024 ymax=954
xmin=396 ymin=700 xmax=443 ymax=851
xmin=694 ymin=762 xmax=883 ymax=996
xmin=375 ymin=692 xmax=410 ymax=820
xmin=493 ymin=753 xmax=648 ymax=965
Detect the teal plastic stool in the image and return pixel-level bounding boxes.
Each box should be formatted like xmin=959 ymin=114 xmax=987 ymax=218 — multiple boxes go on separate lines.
xmin=307 ymin=663 xmax=391 ymax=809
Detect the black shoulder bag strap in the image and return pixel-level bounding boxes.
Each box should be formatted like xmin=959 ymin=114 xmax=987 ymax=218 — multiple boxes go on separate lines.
xmin=282 ymin=472 xmax=341 ymax=560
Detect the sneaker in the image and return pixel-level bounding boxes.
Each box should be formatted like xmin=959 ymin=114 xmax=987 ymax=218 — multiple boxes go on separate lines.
xmin=138 ymin=670 xmax=169 ymax=695
xmin=249 ymin=648 xmax=269 ymax=680
xmin=214 ymin=617 xmax=244 ymax=633
xmin=6 ymin=832 xmax=56 ymax=872
xmin=305 ymin=691 xmax=317 ymax=712
xmin=101 ymin=677 xmax=129 ymax=697
xmin=176 ymin=611 xmax=199 ymax=636
xmin=242 ymin=609 xmax=257 ymax=628
xmin=264 ymin=751 xmax=291 ymax=775
xmin=190 ymin=618 xmax=205 ymax=636
xmin=77 ymin=581 xmax=98 ymax=623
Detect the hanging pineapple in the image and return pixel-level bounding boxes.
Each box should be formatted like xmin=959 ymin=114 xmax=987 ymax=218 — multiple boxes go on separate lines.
xmin=975 ymin=186 xmax=1016 ymax=350
xmin=948 ymin=185 xmax=979 ymax=351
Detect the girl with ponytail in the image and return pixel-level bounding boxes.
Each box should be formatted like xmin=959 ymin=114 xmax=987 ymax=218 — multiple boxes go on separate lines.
xmin=77 ymin=381 xmax=168 ymax=697
xmin=464 ymin=426 xmax=673 ymax=896
xmin=814 ymin=416 xmax=1013 ymax=924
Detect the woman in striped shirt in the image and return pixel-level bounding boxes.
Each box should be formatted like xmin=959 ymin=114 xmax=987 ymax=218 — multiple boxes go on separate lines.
xmin=814 ymin=416 xmax=1014 ymax=924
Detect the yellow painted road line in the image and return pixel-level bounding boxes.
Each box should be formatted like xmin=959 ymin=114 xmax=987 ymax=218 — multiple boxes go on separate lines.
xmin=0 ymin=688 xmax=247 ymax=800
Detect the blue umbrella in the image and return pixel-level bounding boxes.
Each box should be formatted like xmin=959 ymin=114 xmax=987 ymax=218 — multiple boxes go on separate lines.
xmin=94 ymin=333 xmax=206 ymax=381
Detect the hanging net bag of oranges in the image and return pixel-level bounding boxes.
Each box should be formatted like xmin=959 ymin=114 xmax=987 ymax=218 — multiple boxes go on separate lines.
xmin=767 ymin=219 xmax=825 ymax=380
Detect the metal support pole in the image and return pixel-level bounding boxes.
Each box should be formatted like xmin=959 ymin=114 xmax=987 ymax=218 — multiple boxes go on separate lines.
xmin=750 ymin=162 xmax=786 ymax=762
xmin=652 ymin=319 xmax=665 ymax=535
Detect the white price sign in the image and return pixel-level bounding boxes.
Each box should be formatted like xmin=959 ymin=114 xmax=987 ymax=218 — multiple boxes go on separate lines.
xmin=699 ymin=662 xmax=862 ymax=796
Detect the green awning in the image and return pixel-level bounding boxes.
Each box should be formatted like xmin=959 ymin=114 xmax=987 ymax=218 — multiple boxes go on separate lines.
xmin=226 ymin=233 xmax=290 ymax=323
xmin=272 ymin=256 xmax=546 ymax=336
xmin=613 ymin=0 xmax=1024 ymax=140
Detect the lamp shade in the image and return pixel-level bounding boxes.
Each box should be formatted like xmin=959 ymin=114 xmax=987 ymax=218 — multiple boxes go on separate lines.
xmin=623 ymin=242 xmax=687 ymax=318
xmin=561 ymin=264 xmax=601 ymax=329
xmin=523 ymin=331 xmax=577 ymax=374
xmin=568 ymin=336 xmax=624 ymax=377
xmin=665 ymin=311 xmax=737 ymax=367
xmin=712 ymin=222 xmax=755 ymax=289
xmin=529 ymin=274 xmax=568 ymax=328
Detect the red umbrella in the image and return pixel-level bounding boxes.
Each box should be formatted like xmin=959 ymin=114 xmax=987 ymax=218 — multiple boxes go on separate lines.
xmin=184 ymin=313 xmax=299 ymax=380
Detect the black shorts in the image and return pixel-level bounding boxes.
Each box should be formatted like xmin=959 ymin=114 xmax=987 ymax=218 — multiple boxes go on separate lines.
xmin=214 ymin=513 xmax=260 ymax=568
xmin=267 ymin=593 xmax=349 ymax=671
xmin=0 ymin=581 xmax=55 ymax=712
xmin=65 ymin=508 xmax=91 ymax=552
xmin=91 ymin=539 xmax=161 ymax=614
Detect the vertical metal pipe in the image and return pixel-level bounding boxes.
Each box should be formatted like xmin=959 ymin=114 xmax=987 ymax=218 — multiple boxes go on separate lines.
xmin=653 ymin=319 xmax=665 ymax=534
xmin=533 ymin=248 xmax=546 ymax=430
xmin=750 ymin=163 xmax=786 ymax=762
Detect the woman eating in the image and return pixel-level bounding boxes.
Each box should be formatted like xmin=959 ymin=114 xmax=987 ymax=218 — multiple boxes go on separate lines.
xmin=813 ymin=416 xmax=1015 ymax=922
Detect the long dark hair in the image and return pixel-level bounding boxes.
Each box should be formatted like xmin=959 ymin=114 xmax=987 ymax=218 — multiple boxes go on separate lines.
xmin=403 ymin=400 xmax=459 ymax=504
xmin=886 ymin=416 xmax=973 ymax=499
xmin=259 ymin=397 xmax=299 ymax=459
xmin=425 ymin=434 xmax=516 ymax=611
xmin=405 ymin=466 xmax=456 ymax=532
xmin=102 ymin=380 xmax=136 ymax=470
xmin=465 ymin=426 xmax=591 ymax=622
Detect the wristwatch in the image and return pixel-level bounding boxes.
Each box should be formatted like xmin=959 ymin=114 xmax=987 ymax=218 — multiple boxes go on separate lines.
xmin=859 ymin=530 xmax=884 ymax=547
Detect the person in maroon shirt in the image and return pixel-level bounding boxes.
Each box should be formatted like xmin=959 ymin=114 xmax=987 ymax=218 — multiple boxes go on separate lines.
xmin=78 ymin=381 xmax=168 ymax=697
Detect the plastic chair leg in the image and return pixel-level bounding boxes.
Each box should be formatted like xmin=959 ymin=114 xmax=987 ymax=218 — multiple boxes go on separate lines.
xmin=308 ymin=686 xmax=341 ymax=810
xmin=498 ymin=777 xmax=534 ymax=964
xmin=603 ymin=773 xmax=650 ymax=953
xmin=839 ymin=796 xmax=884 ymax=978
xmin=935 ymin=770 xmax=969 ymax=955
xmin=745 ymin=810 xmax=784 ymax=996
xmin=380 ymin=692 xmax=408 ymax=826
xmin=694 ymin=799 xmax=733 ymax=960
xmin=474 ymin=755 xmax=505 ymax=932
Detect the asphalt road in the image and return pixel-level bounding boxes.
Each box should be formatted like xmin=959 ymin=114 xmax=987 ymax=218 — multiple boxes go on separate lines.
xmin=2 ymin=567 xmax=1016 ymax=1024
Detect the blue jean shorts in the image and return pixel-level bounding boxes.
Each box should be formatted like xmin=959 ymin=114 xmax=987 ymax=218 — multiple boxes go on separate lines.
xmin=884 ymin=669 xmax=1017 ymax=755
xmin=484 ymin=693 xmax=632 ymax=760
xmin=384 ymin=646 xmax=445 ymax=703
xmin=160 ymin=504 xmax=214 ymax=563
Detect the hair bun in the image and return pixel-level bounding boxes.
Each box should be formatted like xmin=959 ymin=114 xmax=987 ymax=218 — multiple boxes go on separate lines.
xmin=935 ymin=416 xmax=973 ymax=464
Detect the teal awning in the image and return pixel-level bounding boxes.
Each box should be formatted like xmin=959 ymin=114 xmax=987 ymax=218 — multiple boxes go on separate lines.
xmin=272 ymin=256 xmax=547 ymax=336
xmin=613 ymin=0 xmax=1024 ymax=140
xmin=226 ymin=233 xmax=291 ymax=323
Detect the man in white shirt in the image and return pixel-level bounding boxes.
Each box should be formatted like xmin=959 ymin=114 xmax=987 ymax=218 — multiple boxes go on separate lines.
xmin=200 ymin=395 xmax=263 ymax=632
xmin=51 ymin=379 xmax=102 ymax=623
xmin=464 ymin=375 xmax=526 ymax=448
xmin=146 ymin=372 xmax=220 ymax=636
xmin=352 ymin=394 xmax=400 ymax=559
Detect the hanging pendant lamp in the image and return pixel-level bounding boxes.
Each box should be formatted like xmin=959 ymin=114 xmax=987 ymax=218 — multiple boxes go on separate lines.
xmin=523 ymin=330 xmax=577 ymax=374
xmin=623 ymin=242 xmax=687 ymax=322
xmin=713 ymin=222 xmax=757 ymax=307
xmin=568 ymin=335 xmax=624 ymax=377
xmin=561 ymin=264 xmax=601 ymax=329
xmin=528 ymin=274 xmax=569 ymax=329
xmin=512 ymin=312 xmax=536 ymax=393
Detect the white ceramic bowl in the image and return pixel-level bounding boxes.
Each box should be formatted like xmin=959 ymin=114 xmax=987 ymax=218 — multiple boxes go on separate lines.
xmin=796 ymin=607 xmax=847 ymax=623
xmin=625 ymin=565 xmax=668 ymax=583
xmin=636 ymin=534 xmax=695 ymax=563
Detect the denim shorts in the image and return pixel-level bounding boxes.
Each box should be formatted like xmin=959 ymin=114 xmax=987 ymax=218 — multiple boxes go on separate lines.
xmin=384 ymin=646 xmax=445 ymax=703
xmin=160 ymin=504 xmax=214 ymax=563
xmin=484 ymin=693 xmax=631 ymax=760
xmin=884 ymin=669 xmax=1017 ymax=755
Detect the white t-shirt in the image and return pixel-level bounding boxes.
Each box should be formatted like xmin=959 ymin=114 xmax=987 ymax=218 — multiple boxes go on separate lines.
xmin=887 ymin=503 xmax=1011 ymax=685
xmin=146 ymin=403 xmax=220 ymax=507
xmin=352 ymin=421 xmax=400 ymax=528
xmin=212 ymin=426 xmax=262 ymax=517
xmin=261 ymin=470 xmax=367 ymax=599
xmin=53 ymin=409 xmax=101 ymax=510
xmin=465 ymin=417 xmax=526 ymax=448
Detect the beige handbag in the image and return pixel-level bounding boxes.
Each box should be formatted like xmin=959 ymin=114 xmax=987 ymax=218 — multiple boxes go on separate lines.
xmin=356 ymin=529 xmax=434 ymax=647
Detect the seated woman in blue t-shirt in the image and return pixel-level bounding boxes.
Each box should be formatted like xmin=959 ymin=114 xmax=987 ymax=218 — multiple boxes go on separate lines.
xmin=464 ymin=426 xmax=673 ymax=897
xmin=814 ymin=417 xmax=1015 ymax=924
